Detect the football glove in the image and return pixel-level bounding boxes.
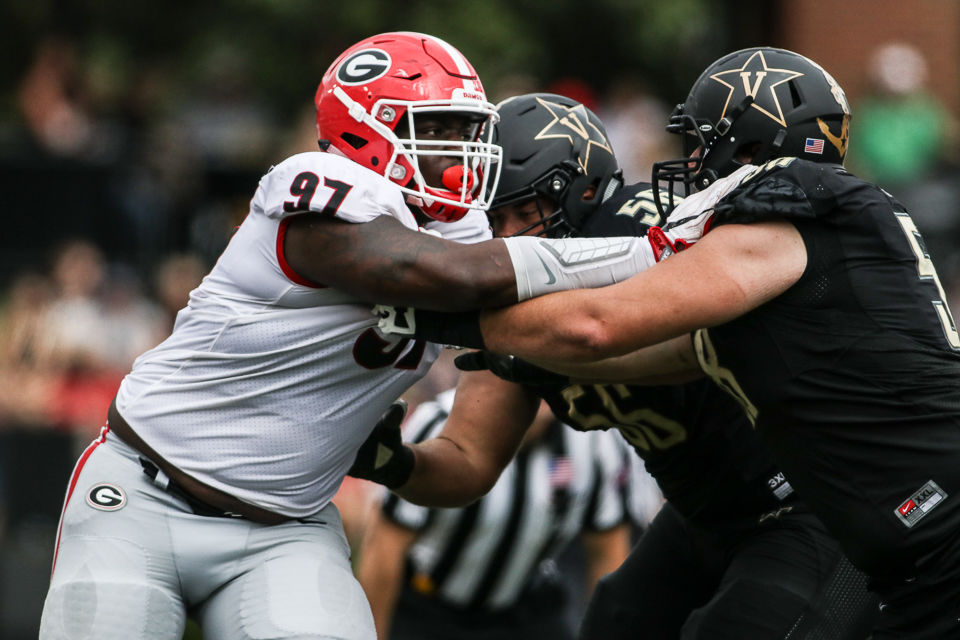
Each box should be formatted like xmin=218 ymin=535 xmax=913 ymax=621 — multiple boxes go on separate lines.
xmin=655 ymin=202 xmax=717 ymax=255
xmin=454 ymin=351 xmax=570 ymax=387
xmin=646 ymin=226 xmax=691 ymax=261
xmin=348 ymin=400 xmax=414 ymax=489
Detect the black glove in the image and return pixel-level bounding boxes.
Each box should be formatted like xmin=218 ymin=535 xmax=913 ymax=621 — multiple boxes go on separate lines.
xmin=348 ymin=400 xmax=414 ymax=489
xmin=454 ymin=351 xmax=570 ymax=387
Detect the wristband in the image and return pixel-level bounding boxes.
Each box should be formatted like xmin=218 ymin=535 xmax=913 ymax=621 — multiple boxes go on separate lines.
xmin=413 ymin=309 xmax=486 ymax=349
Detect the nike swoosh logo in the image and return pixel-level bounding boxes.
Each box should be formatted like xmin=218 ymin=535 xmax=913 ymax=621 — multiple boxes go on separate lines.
xmin=536 ymin=254 xmax=556 ymax=285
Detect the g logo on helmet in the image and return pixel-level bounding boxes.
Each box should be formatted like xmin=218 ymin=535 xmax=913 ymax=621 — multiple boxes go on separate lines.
xmin=86 ymin=482 xmax=127 ymax=511
xmin=337 ymin=49 xmax=391 ymax=85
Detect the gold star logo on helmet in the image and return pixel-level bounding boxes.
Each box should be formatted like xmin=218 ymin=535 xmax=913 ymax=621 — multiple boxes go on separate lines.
xmin=533 ymin=97 xmax=613 ymax=173
xmin=709 ymin=50 xmax=804 ymax=127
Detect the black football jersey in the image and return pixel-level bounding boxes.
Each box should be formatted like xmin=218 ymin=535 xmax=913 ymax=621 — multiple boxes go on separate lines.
xmin=531 ymin=182 xmax=796 ymax=524
xmin=701 ymin=158 xmax=960 ymax=576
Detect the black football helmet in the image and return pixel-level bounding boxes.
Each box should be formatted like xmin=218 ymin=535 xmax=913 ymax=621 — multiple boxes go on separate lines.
xmin=653 ymin=47 xmax=851 ymax=214
xmin=490 ymin=93 xmax=622 ymax=237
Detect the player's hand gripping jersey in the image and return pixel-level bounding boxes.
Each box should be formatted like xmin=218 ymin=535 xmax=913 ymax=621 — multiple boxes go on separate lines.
xmin=115 ymin=152 xmax=490 ymax=518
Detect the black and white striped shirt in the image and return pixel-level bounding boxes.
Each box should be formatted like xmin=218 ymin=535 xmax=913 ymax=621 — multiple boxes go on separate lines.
xmin=382 ymin=388 xmax=629 ymax=611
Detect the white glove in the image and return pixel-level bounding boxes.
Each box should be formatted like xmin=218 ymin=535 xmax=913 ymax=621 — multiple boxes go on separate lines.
xmin=660 ymin=206 xmax=716 ymax=248
xmin=655 ymin=164 xmax=759 ymax=249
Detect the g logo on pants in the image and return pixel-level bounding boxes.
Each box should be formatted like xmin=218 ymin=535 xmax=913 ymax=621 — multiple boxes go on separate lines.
xmin=86 ymin=483 xmax=127 ymax=511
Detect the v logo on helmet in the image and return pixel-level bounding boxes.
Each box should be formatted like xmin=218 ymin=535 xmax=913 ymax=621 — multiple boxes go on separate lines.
xmin=740 ymin=71 xmax=767 ymax=98
xmin=709 ymin=50 xmax=803 ymax=127
xmin=337 ymin=49 xmax=391 ymax=85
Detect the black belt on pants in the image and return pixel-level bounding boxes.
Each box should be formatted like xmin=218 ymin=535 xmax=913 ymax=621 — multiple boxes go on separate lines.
xmin=139 ymin=457 xmax=247 ymax=520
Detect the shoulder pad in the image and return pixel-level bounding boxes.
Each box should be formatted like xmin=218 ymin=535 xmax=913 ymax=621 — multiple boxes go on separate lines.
xmin=712 ymin=159 xmax=842 ymax=225
xmin=255 ymin=152 xmax=415 ymax=228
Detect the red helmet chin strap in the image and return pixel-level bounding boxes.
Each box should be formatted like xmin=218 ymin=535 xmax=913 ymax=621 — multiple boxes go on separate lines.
xmin=418 ymin=190 xmax=473 ymax=222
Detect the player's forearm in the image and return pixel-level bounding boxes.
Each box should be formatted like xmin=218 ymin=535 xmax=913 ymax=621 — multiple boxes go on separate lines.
xmin=479 ymin=289 xmax=618 ymax=363
xmin=396 ymin=437 xmax=502 ymax=507
xmin=527 ymin=335 xmax=704 ymax=385
xmin=286 ymin=215 xmax=666 ymax=312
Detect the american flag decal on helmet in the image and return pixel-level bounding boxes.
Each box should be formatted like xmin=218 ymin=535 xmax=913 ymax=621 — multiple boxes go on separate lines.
xmin=804 ymin=138 xmax=825 ymax=154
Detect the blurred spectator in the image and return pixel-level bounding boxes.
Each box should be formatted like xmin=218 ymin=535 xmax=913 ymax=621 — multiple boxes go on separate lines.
xmin=848 ymin=42 xmax=956 ymax=189
xmin=17 ymin=36 xmax=97 ymax=159
xmin=600 ymin=79 xmax=673 ymax=182
xmin=546 ymin=77 xmax=600 ymax=112
xmin=23 ymin=239 xmax=151 ymax=439
xmin=357 ymin=391 xmax=632 ymax=640
xmin=491 ymin=73 xmax=540 ymax=105
xmin=33 ymin=239 xmax=110 ymax=372
xmin=847 ymin=42 xmax=960 ymax=301
xmin=151 ymin=252 xmax=209 ymax=331
xmin=0 ymin=272 xmax=57 ymax=428
xmin=173 ymin=43 xmax=278 ymax=170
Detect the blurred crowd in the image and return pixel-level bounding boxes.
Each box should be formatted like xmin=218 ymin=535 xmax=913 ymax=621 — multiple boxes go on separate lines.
xmin=2 ymin=33 xmax=960 ymax=638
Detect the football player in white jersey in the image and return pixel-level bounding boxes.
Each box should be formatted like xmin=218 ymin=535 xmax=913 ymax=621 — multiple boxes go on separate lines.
xmin=38 ymin=32 xmax=700 ymax=640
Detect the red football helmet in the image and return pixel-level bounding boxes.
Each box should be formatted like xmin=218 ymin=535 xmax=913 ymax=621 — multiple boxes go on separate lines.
xmin=315 ymin=32 xmax=502 ymax=222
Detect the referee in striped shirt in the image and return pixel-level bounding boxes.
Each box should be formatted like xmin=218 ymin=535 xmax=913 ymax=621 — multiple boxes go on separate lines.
xmin=357 ymin=388 xmax=633 ymax=640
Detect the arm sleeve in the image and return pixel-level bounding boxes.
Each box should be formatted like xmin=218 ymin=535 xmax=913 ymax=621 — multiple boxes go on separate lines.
xmin=503 ymin=235 xmax=658 ymax=301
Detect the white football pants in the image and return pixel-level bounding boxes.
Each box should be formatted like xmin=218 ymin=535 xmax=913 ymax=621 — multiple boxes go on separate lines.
xmin=39 ymin=428 xmax=376 ymax=640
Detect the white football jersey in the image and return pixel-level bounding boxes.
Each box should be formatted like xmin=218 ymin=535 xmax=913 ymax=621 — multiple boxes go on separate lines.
xmin=115 ymin=151 xmax=491 ymax=517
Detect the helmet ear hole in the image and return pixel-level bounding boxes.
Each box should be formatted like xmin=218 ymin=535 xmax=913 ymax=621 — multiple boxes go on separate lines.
xmin=341 ymin=132 xmax=368 ymax=150
xmin=734 ymin=141 xmax=763 ymax=164
xmin=582 ymin=179 xmax=601 ymax=201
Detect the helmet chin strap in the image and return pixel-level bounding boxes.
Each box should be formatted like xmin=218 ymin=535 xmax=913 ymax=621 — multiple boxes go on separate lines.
xmin=697 ymin=95 xmax=757 ymax=189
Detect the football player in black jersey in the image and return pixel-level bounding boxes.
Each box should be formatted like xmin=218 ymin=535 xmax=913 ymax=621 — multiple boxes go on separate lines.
xmin=368 ymin=93 xmax=877 ymax=638
xmin=393 ymin=49 xmax=960 ymax=639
